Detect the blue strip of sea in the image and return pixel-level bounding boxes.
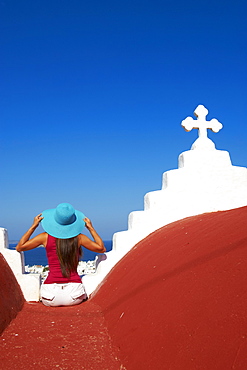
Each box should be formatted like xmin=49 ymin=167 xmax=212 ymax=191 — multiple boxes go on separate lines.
xmin=9 ymin=241 xmax=113 ymax=266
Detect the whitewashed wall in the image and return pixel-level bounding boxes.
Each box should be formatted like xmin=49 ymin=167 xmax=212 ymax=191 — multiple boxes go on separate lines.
xmin=0 ymin=228 xmax=41 ymax=301
xmin=83 ymin=105 xmax=247 ymax=295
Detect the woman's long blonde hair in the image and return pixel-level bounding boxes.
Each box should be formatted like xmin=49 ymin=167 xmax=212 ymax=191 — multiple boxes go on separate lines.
xmin=56 ymin=236 xmax=82 ymax=278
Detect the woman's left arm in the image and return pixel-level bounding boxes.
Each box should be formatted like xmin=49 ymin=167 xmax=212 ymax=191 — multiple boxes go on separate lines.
xmin=16 ymin=214 xmax=47 ymax=252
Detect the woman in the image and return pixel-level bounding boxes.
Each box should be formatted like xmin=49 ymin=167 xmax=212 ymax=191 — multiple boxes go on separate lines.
xmin=16 ymin=203 xmax=106 ymax=307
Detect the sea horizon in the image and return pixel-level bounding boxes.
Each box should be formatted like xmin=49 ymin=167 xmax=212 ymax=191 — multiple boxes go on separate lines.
xmin=9 ymin=240 xmax=113 ymax=266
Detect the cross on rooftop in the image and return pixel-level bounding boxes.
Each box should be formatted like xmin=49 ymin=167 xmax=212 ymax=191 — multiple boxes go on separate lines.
xmin=181 ymin=105 xmax=223 ymax=139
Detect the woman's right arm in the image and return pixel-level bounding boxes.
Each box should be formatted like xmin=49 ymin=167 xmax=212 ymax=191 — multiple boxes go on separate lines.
xmin=78 ymin=218 xmax=106 ymax=253
xmin=16 ymin=214 xmax=47 ymax=252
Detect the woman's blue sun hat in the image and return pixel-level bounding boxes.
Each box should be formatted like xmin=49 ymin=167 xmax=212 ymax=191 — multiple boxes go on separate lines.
xmin=41 ymin=203 xmax=85 ymax=239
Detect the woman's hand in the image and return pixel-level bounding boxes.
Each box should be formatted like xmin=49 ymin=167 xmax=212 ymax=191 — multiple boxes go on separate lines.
xmin=32 ymin=213 xmax=44 ymax=229
xmin=83 ymin=217 xmax=93 ymax=231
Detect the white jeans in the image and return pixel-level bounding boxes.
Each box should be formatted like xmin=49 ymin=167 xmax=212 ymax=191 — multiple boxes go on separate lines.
xmin=40 ymin=282 xmax=87 ymax=307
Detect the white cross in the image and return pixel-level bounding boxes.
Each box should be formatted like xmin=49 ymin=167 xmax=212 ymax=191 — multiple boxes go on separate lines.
xmin=181 ymin=105 xmax=223 ymax=139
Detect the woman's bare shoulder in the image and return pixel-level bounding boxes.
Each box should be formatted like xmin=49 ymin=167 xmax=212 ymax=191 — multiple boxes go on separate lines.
xmin=77 ymin=233 xmax=89 ymax=243
xmin=38 ymin=232 xmax=48 ymax=247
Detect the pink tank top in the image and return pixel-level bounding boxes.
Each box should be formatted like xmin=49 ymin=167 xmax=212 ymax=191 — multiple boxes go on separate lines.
xmin=44 ymin=234 xmax=82 ymax=284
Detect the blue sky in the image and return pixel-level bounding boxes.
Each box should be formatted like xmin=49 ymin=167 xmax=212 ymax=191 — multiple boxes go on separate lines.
xmin=1 ymin=0 xmax=247 ymax=241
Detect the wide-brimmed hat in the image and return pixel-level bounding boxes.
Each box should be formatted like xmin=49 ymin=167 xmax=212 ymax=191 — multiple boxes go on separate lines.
xmin=41 ymin=203 xmax=85 ymax=239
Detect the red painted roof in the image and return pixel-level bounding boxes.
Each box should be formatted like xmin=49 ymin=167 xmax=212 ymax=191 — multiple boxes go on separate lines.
xmin=1 ymin=206 xmax=247 ymax=369
xmin=92 ymin=206 xmax=247 ymax=370
xmin=0 ymin=300 xmax=123 ymax=369
xmin=0 ymin=254 xmax=24 ymax=335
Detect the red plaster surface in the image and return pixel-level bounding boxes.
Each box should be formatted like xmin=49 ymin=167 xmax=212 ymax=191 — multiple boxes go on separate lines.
xmin=1 ymin=206 xmax=247 ymax=369
xmin=92 ymin=206 xmax=247 ymax=370
xmin=0 ymin=300 xmax=124 ymax=369
xmin=0 ymin=254 xmax=25 ymax=335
